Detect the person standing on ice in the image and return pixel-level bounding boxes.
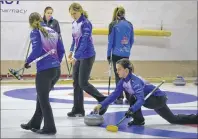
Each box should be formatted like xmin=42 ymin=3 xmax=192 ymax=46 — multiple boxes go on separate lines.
xmin=20 ymin=12 xmax=65 ymax=135
xmin=107 ymin=6 xmax=134 ymax=104
xmin=94 ymin=58 xmax=198 ymax=126
xmin=67 ymin=2 xmax=108 ymax=117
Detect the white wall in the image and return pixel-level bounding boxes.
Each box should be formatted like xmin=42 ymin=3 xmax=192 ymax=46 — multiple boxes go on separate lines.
xmin=1 ymin=1 xmax=197 ymax=61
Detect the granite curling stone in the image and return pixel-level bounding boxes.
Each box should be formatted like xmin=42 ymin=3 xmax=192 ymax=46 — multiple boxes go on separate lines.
xmin=84 ymin=113 xmax=104 ymax=126
xmin=173 ymin=75 xmax=186 ymax=86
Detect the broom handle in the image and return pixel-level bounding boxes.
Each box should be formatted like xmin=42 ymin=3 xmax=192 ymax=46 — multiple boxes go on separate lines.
xmin=107 ymin=61 xmax=112 ymax=95
xmin=59 ymin=35 xmax=72 ymax=76
xmin=17 ymin=49 xmax=55 ymax=73
xmin=144 ymin=80 xmax=165 ymax=100
xmin=30 ymin=49 xmax=55 ymax=64
xmin=116 ymin=116 xmax=127 ymax=126
xmin=107 ymin=51 xmax=112 ymax=96
xmin=9 ymin=49 xmax=55 ymax=80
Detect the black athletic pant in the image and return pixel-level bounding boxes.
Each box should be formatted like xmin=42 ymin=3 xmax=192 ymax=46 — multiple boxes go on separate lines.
xmin=112 ymin=54 xmax=130 ymax=100
xmin=130 ymin=94 xmax=198 ymax=124
xmin=72 ymin=55 xmax=106 ymax=112
xmin=27 ymin=67 xmax=60 ymax=131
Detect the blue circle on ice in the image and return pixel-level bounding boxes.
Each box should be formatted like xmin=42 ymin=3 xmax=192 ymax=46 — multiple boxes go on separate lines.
xmin=3 ymin=87 xmax=198 ymax=105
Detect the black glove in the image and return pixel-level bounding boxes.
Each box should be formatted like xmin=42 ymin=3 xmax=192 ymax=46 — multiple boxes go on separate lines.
xmin=24 ymin=63 xmax=31 ymax=69
xmin=125 ymin=109 xmax=134 ymax=118
xmin=107 ymin=56 xmax=111 ymax=64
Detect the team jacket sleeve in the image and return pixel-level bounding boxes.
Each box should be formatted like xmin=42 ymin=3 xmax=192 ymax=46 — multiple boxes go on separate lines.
xmin=107 ymin=22 xmax=115 ymax=57
xmin=100 ymin=80 xmax=124 ymax=108
xmin=130 ymin=82 xmax=145 ymax=113
xmin=74 ymin=21 xmax=92 ymax=59
xmin=26 ymin=30 xmax=43 ymax=64
xmin=130 ymin=24 xmax=134 ymax=48
xmin=70 ymin=36 xmax=75 ymax=52
xmin=55 ymin=20 xmax=61 ymax=35
xmin=57 ymin=37 xmax=65 ymax=63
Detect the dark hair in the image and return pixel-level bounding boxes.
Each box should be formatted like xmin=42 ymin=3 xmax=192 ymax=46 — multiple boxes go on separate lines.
xmin=44 ymin=6 xmax=53 ymax=13
xmin=116 ymin=58 xmax=134 ymax=73
xmin=29 ymin=12 xmax=49 ymax=37
xmin=69 ymin=2 xmax=88 ymax=18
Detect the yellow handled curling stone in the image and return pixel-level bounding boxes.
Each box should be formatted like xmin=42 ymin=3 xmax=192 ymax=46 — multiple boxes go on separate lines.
xmin=106 ymin=80 xmax=165 ymax=132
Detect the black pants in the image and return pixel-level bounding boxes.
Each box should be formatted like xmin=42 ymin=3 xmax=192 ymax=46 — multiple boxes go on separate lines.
xmin=112 ymin=54 xmax=130 ymax=100
xmin=130 ymin=94 xmax=198 ymax=124
xmin=27 ymin=67 xmax=60 ymax=131
xmin=72 ymin=55 xmax=106 ymax=112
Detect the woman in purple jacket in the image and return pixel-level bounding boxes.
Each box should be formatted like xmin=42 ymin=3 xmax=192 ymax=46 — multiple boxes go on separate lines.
xmin=94 ymin=58 xmax=197 ymax=126
xmin=67 ymin=2 xmax=107 ymax=117
xmin=20 ymin=12 xmax=65 ymax=135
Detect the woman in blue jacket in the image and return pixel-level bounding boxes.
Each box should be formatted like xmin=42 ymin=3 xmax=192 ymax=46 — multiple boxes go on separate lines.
xmin=67 ymin=2 xmax=107 ymax=117
xmin=107 ymin=6 xmax=134 ymax=104
xmin=20 ymin=12 xmax=65 ymax=134
xmin=94 ymin=58 xmax=197 ymax=125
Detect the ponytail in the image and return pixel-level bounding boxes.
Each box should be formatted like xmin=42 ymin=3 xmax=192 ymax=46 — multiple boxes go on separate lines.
xmin=31 ymin=20 xmax=48 ymax=38
xmin=29 ymin=12 xmax=49 ymax=38
xmin=38 ymin=25 xmax=49 ymax=38
xmin=112 ymin=7 xmax=118 ymax=22
xmin=82 ymin=10 xmax=88 ymax=18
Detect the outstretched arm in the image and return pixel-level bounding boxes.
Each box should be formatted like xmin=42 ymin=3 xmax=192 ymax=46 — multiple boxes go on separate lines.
xmin=100 ymin=80 xmax=124 ymax=109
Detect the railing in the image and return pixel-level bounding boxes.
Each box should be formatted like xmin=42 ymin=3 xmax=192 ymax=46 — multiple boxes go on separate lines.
xmin=92 ymin=28 xmax=171 ymax=37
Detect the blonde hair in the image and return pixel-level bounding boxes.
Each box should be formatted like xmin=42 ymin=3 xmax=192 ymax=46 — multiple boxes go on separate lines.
xmin=112 ymin=6 xmax=125 ymax=22
xmin=29 ymin=12 xmax=49 ymax=37
xmin=69 ymin=2 xmax=88 ymax=18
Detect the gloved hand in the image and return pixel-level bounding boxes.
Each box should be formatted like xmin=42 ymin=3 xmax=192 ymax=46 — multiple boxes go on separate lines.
xmin=125 ymin=109 xmax=134 ymax=118
xmin=107 ymin=56 xmax=111 ymax=64
xmin=68 ymin=52 xmax=73 ymax=59
xmin=24 ymin=63 xmax=31 ymax=69
xmin=93 ymin=104 xmax=102 ymax=114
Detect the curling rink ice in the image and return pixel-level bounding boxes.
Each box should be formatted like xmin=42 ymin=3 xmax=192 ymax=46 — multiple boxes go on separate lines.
xmin=1 ymin=83 xmax=198 ymax=138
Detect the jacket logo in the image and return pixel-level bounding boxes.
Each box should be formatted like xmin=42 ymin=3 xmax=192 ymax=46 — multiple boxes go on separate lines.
xmin=121 ymin=37 xmax=129 ymax=45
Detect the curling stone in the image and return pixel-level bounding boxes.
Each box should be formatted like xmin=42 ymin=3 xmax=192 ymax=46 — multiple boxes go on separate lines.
xmin=84 ymin=113 xmax=104 ymax=126
xmin=173 ymin=75 xmax=186 ymax=86
xmin=194 ymin=78 xmax=198 ymax=86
